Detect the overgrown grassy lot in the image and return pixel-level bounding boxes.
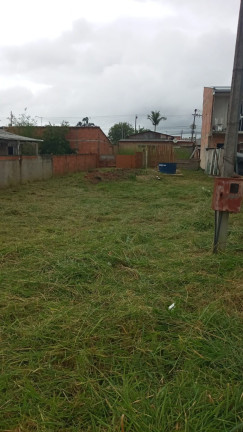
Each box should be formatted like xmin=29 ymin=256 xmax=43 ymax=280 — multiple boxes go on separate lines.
xmin=0 ymin=170 xmax=242 ymax=432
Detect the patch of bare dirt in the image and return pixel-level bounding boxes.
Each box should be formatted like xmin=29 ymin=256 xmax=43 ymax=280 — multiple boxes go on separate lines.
xmin=84 ymin=169 xmax=139 ymax=184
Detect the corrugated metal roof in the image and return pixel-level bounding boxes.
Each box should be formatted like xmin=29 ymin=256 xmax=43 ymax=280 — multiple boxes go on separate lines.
xmin=119 ymin=139 xmax=173 ymax=142
xmin=0 ymin=129 xmax=42 ymax=142
xmin=127 ymin=131 xmax=174 ymax=139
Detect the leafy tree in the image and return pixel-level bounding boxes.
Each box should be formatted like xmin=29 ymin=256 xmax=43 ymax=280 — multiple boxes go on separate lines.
xmin=40 ymin=124 xmax=75 ymax=155
xmin=147 ymin=110 xmax=167 ymax=131
xmin=61 ymin=121 xmax=70 ymax=127
xmin=108 ymin=122 xmax=135 ymax=145
xmin=8 ymin=108 xmax=38 ymax=138
xmin=9 ymin=108 xmax=37 ymax=127
xmin=136 ymin=127 xmax=150 ymax=133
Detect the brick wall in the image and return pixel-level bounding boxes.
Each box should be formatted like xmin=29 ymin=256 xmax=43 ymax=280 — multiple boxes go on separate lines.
xmin=66 ymin=127 xmax=113 ymax=155
xmin=52 ymin=154 xmax=97 ymax=176
xmin=116 ymin=153 xmax=143 ymax=169
xmin=99 ymin=155 xmax=116 ymax=168
xmin=6 ymin=126 xmax=113 ymax=156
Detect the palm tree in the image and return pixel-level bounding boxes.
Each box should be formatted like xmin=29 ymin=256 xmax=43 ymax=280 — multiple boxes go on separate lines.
xmin=147 ymin=111 xmax=167 ymax=131
xmin=82 ymin=117 xmax=89 ymax=126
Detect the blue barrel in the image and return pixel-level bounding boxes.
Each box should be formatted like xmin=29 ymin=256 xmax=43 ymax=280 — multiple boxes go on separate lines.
xmin=158 ymin=163 xmax=177 ymax=174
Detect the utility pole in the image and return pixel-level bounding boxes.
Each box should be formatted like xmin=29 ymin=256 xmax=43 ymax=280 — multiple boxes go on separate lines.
xmin=135 ymin=115 xmax=138 ymax=133
xmin=191 ymin=109 xmax=202 ymax=141
xmin=10 ymin=111 xmax=13 ymax=127
xmin=214 ymin=0 xmax=243 ymax=252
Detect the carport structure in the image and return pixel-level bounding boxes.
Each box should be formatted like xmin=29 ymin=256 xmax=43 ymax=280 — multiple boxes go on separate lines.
xmin=0 ymin=129 xmax=42 ymax=156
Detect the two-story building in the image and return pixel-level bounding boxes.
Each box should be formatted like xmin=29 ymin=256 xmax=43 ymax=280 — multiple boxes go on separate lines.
xmin=200 ymin=86 xmax=243 ymax=170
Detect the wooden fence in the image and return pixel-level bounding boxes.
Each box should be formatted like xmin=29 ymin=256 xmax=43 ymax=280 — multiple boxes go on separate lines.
xmin=146 ymin=144 xmax=175 ymax=168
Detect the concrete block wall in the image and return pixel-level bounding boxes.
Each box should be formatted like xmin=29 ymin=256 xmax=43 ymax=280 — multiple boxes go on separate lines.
xmin=21 ymin=156 xmax=53 ymax=182
xmin=0 ymin=157 xmax=21 ymax=187
xmin=175 ymin=159 xmax=200 ymax=170
xmin=0 ymin=156 xmax=52 ymax=187
xmin=0 ymin=154 xmax=97 ymax=188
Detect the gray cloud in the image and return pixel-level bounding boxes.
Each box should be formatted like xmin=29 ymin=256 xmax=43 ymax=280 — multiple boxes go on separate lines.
xmin=0 ymin=0 xmax=239 ymax=134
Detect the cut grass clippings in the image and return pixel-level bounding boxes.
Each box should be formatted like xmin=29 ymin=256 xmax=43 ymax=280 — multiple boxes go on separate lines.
xmin=0 ymin=169 xmax=242 ymax=432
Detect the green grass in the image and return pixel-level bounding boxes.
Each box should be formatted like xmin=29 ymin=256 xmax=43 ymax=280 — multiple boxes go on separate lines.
xmin=0 ymin=170 xmax=242 ymax=432
xmin=117 ymin=149 xmax=137 ymax=155
xmin=174 ymin=148 xmax=192 ymax=160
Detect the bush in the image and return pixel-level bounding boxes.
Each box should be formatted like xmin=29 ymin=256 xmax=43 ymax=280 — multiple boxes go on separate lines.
xmin=40 ymin=124 xmax=75 ymax=155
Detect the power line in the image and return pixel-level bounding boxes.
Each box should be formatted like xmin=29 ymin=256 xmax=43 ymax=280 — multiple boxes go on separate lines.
xmin=0 ymin=110 xmax=202 ymax=136
xmin=0 ymin=112 xmax=202 ymax=120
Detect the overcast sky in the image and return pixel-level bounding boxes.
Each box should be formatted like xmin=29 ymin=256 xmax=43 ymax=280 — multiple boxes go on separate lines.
xmin=0 ymin=0 xmax=240 ymax=135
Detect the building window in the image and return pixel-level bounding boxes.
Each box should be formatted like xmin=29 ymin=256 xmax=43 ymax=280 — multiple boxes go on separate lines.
xmin=239 ymin=104 xmax=243 ymax=131
xmin=8 ymin=146 xmax=14 ymax=155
